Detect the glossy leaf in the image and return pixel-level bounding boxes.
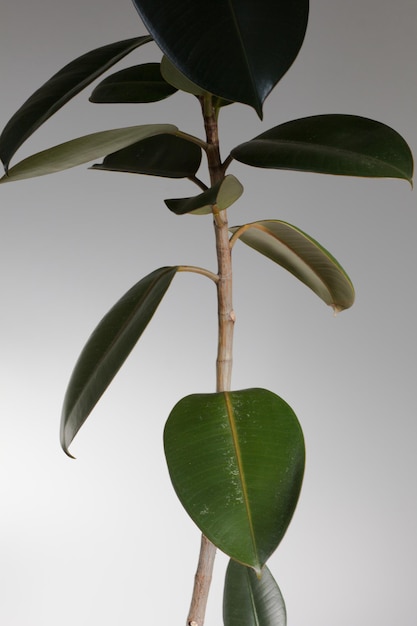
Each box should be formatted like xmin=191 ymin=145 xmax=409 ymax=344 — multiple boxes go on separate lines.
xmin=131 ymin=0 xmax=309 ymax=116
xmin=91 ymin=133 xmax=201 ymax=178
xmin=61 ymin=266 xmax=178 ymax=456
xmin=231 ymin=115 xmax=414 ymax=182
xmin=165 ymin=175 xmax=243 ymax=215
xmin=0 ymin=124 xmax=178 ymax=183
xmin=89 ymin=63 xmax=177 ymax=103
xmin=224 ymin=560 xmax=286 ymax=626
xmin=0 ymin=37 xmax=151 ymax=171
xmin=164 ymin=388 xmax=305 ymax=573
xmin=230 ymin=220 xmax=354 ymax=312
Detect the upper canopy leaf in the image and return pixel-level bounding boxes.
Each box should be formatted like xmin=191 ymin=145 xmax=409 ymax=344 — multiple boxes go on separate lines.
xmin=164 ymin=388 xmax=305 ymax=572
xmin=230 ymin=220 xmax=354 ymax=312
xmin=231 ymin=115 xmax=414 ymax=182
xmin=0 ymin=124 xmax=178 ymax=182
xmin=131 ymin=0 xmax=309 ymax=116
xmin=165 ymin=175 xmax=243 ymax=215
xmin=61 ymin=266 xmax=178 ymax=457
xmin=223 ymin=560 xmax=287 ymax=626
xmin=0 ymin=36 xmax=151 ymax=171
xmin=89 ymin=63 xmax=177 ymax=103
xmin=92 ymin=133 xmax=202 ymax=178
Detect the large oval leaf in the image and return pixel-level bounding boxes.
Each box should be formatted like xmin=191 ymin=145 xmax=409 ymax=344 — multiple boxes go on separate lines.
xmin=0 ymin=37 xmax=151 ymax=171
xmin=231 ymin=115 xmax=414 ymax=182
xmin=131 ymin=0 xmax=309 ymax=116
xmin=0 ymin=124 xmax=178 ymax=183
xmin=92 ymin=133 xmax=201 ymax=178
xmin=61 ymin=266 xmax=178 ymax=457
xmin=224 ymin=560 xmax=286 ymax=626
xmin=230 ymin=220 xmax=354 ymax=312
xmin=89 ymin=63 xmax=177 ymax=103
xmin=164 ymin=388 xmax=305 ymax=573
xmin=165 ymin=175 xmax=243 ymax=215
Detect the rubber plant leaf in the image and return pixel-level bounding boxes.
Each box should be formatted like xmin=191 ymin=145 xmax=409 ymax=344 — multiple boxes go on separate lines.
xmin=61 ymin=266 xmax=178 ymax=457
xmin=231 ymin=115 xmax=414 ymax=183
xmin=165 ymin=175 xmax=243 ymax=215
xmin=230 ymin=220 xmax=354 ymax=312
xmin=0 ymin=36 xmax=152 ymax=171
xmin=160 ymin=56 xmax=233 ymax=108
xmin=0 ymin=124 xmax=178 ymax=183
xmin=223 ymin=560 xmax=286 ymax=626
xmin=89 ymin=63 xmax=177 ymax=103
xmin=131 ymin=0 xmax=309 ymax=116
xmin=92 ymin=133 xmax=201 ymax=178
xmin=164 ymin=388 xmax=305 ymax=573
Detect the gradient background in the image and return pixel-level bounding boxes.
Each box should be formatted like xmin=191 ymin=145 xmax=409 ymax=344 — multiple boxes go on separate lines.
xmin=1 ymin=1 xmax=416 ymax=624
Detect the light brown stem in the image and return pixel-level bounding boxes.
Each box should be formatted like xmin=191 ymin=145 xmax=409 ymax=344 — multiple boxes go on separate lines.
xmin=186 ymin=95 xmax=235 ymax=626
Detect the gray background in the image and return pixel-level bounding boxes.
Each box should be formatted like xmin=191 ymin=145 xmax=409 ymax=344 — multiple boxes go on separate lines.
xmin=1 ymin=1 xmax=416 ymax=624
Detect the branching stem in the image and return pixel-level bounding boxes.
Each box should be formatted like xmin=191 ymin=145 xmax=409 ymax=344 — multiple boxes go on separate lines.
xmin=186 ymin=95 xmax=235 ymax=626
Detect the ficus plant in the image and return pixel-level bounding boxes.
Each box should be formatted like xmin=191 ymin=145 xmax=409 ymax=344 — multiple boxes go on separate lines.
xmin=0 ymin=1 xmax=413 ymax=625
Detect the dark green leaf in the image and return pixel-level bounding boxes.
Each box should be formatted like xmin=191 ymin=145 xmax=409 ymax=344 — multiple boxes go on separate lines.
xmin=89 ymin=63 xmax=177 ymax=103
xmin=92 ymin=133 xmax=201 ymax=178
xmin=224 ymin=560 xmax=286 ymax=626
xmin=0 ymin=124 xmax=178 ymax=182
xmin=131 ymin=0 xmax=309 ymax=116
xmin=61 ymin=266 xmax=178 ymax=457
xmin=230 ymin=220 xmax=354 ymax=312
xmin=164 ymin=388 xmax=305 ymax=573
xmin=0 ymin=37 xmax=151 ymax=171
xmin=231 ymin=115 xmax=414 ymax=182
xmin=165 ymin=175 xmax=243 ymax=215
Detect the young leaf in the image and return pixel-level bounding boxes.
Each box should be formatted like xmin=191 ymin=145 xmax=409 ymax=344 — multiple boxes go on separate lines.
xmin=0 ymin=124 xmax=178 ymax=182
xmin=160 ymin=56 xmax=233 ymax=108
xmin=230 ymin=220 xmax=354 ymax=312
xmin=231 ymin=115 xmax=414 ymax=183
xmin=165 ymin=175 xmax=243 ymax=215
xmin=160 ymin=55 xmax=205 ymax=97
xmin=89 ymin=63 xmax=177 ymax=103
xmin=0 ymin=36 xmax=152 ymax=171
xmin=92 ymin=133 xmax=201 ymax=178
xmin=61 ymin=266 xmax=178 ymax=457
xmin=223 ymin=560 xmax=286 ymax=626
xmin=131 ymin=0 xmax=309 ymax=116
xmin=164 ymin=388 xmax=305 ymax=573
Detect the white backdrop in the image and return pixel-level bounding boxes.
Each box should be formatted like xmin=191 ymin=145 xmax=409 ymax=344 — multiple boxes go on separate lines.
xmin=1 ymin=1 xmax=416 ymax=625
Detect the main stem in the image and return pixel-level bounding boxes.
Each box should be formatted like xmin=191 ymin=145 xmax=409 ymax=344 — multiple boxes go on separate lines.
xmin=186 ymin=96 xmax=235 ymax=626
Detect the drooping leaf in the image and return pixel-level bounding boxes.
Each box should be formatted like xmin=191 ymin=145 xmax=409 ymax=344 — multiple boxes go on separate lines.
xmin=224 ymin=560 xmax=286 ymax=626
xmin=164 ymin=388 xmax=305 ymax=573
xmin=89 ymin=63 xmax=177 ymax=103
xmin=230 ymin=220 xmax=354 ymax=312
xmin=231 ymin=115 xmax=414 ymax=183
xmin=92 ymin=133 xmax=201 ymax=178
xmin=0 ymin=37 xmax=151 ymax=171
xmin=131 ymin=0 xmax=309 ymax=116
xmin=0 ymin=124 xmax=178 ymax=183
xmin=165 ymin=175 xmax=243 ymax=215
xmin=61 ymin=266 xmax=178 ymax=457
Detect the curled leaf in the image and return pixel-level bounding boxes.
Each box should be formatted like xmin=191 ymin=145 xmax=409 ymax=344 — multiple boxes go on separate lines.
xmin=230 ymin=220 xmax=354 ymax=312
xmin=165 ymin=174 xmax=243 ymax=215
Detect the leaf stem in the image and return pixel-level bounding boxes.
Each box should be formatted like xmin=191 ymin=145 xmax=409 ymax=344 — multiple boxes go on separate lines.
xmin=177 ymin=265 xmax=219 ymax=283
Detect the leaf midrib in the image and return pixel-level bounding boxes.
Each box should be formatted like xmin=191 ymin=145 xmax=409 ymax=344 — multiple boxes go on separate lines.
xmin=224 ymin=391 xmax=260 ymax=571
